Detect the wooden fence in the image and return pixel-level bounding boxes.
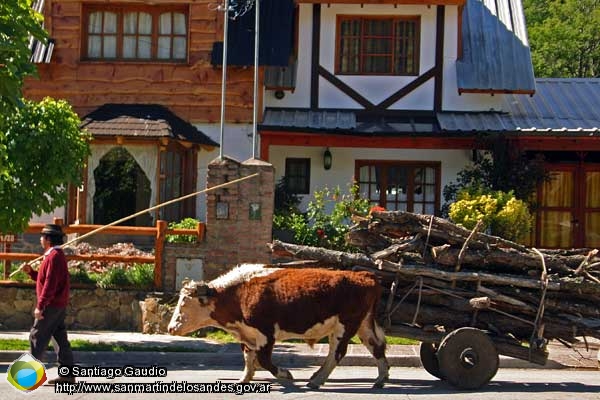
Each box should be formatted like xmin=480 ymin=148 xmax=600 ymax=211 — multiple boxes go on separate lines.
xmin=0 ymin=218 xmax=205 ymax=289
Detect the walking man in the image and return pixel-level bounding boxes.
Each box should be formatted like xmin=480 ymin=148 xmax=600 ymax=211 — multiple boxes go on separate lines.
xmin=19 ymin=224 xmax=75 ymax=384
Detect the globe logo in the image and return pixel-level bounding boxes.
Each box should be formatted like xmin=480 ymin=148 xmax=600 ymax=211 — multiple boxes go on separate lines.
xmin=6 ymin=353 xmax=47 ymax=392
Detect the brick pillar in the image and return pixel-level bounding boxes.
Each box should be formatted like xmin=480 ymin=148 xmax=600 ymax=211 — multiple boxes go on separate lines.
xmin=204 ymin=157 xmax=274 ymax=279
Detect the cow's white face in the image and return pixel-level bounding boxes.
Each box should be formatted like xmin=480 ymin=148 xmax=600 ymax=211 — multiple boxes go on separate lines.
xmin=167 ymin=281 xmax=216 ymax=336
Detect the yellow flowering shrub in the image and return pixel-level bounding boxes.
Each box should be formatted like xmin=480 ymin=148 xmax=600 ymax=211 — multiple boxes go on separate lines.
xmin=449 ymin=192 xmax=497 ymax=230
xmin=449 ymin=190 xmax=532 ymax=242
xmin=492 ymin=197 xmax=532 ymax=242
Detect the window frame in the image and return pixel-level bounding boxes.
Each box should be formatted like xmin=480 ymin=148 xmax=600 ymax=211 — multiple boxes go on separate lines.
xmin=159 ymin=142 xmax=197 ymax=222
xmin=355 ymin=160 xmax=441 ymax=215
xmin=284 ymin=158 xmax=311 ymax=195
xmin=81 ymin=4 xmax=189 ymax=63
xmin=335 ymin=15 xmax=420 ymax=76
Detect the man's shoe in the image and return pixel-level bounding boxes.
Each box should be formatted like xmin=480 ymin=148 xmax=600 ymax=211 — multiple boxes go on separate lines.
xmin=47 ymin=376 xmax=76 ymax=385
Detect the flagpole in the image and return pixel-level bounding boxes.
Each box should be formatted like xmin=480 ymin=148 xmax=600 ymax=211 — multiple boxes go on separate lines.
xmin=252 ymin=0 xmax=260 ymax=159
xmin=219 ymin=0 xmax=230 ymax=160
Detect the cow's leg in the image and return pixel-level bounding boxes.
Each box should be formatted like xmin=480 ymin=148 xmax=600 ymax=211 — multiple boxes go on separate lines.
xmin=239 ymin=344 xmax=257 ymax=383
xmin=255 ymin=338 xmax=294 ymax=381
xmin=307 ymin=322 xmax=350 ymax=389
xmin=357 ymin=313 xmax=389 ymax=388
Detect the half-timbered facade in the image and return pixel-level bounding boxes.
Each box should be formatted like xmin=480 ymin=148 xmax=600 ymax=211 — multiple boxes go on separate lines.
xmin=258 ymin=0 xmax=600 ymax=249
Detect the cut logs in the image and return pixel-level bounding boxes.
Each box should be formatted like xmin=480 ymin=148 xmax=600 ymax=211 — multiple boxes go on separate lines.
xmin=269 ymin=211 xmax=600 ymax=345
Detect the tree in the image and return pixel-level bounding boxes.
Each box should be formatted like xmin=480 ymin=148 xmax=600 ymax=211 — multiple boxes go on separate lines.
xmin=0 ymin=0 xmax=48 ymax=111
xmin=524 ymin=0 xmax=600 ymax=77
xmin=0 ymin=98 xmax=91 ymax=233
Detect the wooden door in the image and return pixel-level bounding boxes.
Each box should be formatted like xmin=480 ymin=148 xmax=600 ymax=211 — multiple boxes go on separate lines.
xmin=536 ymin=164 xmax=600 ymax=248
xmin=583 ymin=167 xmax=600 ymax=248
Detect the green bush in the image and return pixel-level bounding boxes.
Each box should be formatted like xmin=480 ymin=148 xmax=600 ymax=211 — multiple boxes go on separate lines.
xmin=166 ymin=218 xmax=200 ymax=243
xmin=69 ymin=263 xmax=154 ymax=289
xmin=69 ymin=267 xmax=99 ymax=285
xmin=449 ymin=190 xmax=532 ymax=242
xmin=125 ymin=263 xmax=154 ymax=289
xmin=273 ymin=184 xmax=370 ymax=251
xmin=8 ymin=259 xmax=154 ymax=289
xmin=96 ymin=266 xmax=129 ymax=288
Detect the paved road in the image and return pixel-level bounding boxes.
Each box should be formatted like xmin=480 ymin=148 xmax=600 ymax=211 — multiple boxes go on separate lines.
xmin=1 ymin=364 xmax=599 ymax=399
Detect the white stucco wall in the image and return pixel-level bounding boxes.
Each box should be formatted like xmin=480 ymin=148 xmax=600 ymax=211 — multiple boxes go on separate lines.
xmin=264 ymin=4 xmax=505 ymax=112
xmin=269 ymin=145 xmax=471 ymax=211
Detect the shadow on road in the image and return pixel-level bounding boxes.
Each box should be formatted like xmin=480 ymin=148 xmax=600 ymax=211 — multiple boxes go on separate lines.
xmin=272 ymin=377 xmax=600 ymax=395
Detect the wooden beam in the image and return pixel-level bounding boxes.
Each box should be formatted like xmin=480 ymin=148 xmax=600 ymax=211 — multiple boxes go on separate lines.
xmin=311 ymin=4 xmax=321 ymax=110
xmin=377 ymin=67 xmax=436 ymax=109
xmin=513 ymin=135 xmax=600 ymax=151
xmin=319 ymin=66 xmax=376 ymax=109
xmin=434 ymin=5 xmax=445 ymax=112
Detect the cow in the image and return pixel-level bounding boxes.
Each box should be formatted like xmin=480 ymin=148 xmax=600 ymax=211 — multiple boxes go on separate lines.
xmin=167 ymin=264 xmax=389 ymax=389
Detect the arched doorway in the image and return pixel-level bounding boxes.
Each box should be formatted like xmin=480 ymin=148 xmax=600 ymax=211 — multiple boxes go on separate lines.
xmin=93 ymin=147 xmax=152 ymax=226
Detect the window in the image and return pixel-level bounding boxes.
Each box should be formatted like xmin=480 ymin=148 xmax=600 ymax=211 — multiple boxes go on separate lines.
xmin=337 ymin=16 xmax=420 ymax=75
xmin=83 ymin=5 xmax=188 ymax=61
xmin=285 ymin=158 xmax=311 ymax=194
xmin=356 ymin=161 xmax=440 ymax=214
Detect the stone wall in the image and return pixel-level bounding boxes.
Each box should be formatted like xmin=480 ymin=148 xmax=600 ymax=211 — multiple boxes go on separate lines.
xmin=202 ymin=157 xmax=274 ymax=281
xmin=0 ymin=285 xmax=146 ymax=331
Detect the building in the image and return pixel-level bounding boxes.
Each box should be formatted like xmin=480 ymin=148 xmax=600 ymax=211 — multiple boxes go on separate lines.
xmin=24 ymin=0 xmax=600 ymax=249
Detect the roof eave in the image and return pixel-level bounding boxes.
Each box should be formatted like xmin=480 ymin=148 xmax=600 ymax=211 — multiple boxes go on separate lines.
xmin=458 ymin=88 xmax=536 ymax=95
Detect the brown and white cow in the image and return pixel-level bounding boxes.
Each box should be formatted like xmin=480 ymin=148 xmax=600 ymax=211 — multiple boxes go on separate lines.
xmin=167 ymin=264 xmax=389 ymax=389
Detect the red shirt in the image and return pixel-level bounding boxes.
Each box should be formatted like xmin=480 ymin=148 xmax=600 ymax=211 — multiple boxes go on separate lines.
xmin=28 ymin=247 xmax=70 ymax=311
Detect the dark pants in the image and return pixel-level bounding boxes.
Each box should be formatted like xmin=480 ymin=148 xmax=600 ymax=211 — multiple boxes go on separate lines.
xmin=29 ymin=306 xmax=74 ymax=367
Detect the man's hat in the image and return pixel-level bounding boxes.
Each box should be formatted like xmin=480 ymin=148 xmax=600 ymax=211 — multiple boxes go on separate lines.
xmin=41 ymin=224 xmax=64 ymax=237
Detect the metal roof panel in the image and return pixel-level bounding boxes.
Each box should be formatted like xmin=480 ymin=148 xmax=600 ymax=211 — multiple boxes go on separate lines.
xmin=457 ymin=0 xmax=536 ymax=93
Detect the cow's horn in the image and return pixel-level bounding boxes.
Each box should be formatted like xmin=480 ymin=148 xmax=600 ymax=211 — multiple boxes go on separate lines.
xmin=195 ymin=282 xmax=215 ymax=298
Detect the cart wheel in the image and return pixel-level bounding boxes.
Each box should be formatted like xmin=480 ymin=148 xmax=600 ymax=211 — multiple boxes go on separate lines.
xmin=436 ymin=327 xmax=499 ymax=390
xmin=419 ymin=342 xmax=443 ymax=379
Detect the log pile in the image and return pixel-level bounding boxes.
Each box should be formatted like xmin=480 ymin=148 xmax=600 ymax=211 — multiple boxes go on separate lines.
xmin=269 ymin=211 xmax=600 ymax=345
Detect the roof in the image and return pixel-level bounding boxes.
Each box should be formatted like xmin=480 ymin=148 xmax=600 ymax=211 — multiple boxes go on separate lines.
xmin=261 ymin=79 xmax=600 ymax=136
xmin=29 ymin=0 xmax=53 ymax=63
xmin=81 ymin=104 xmax=219 ymax=146
xmin=438 ymin=79 xmax=600 ymax=134
xmin=261 ymin=109 xmax=442 ymax=135
xmin=456 ymin=0 xmax=536 ymax=94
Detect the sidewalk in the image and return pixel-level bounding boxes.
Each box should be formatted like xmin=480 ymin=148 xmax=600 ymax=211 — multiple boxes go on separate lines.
xmin=0 ymin=331 xmax=597 ymax=370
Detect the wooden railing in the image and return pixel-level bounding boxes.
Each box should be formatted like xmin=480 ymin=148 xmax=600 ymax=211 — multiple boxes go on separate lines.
xmin=0 ymin=218 xmax=205 ymax=289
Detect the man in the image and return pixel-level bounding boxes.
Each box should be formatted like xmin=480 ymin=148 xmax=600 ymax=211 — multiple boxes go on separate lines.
xmin=19 ymin=224 xmax=75 ymax=384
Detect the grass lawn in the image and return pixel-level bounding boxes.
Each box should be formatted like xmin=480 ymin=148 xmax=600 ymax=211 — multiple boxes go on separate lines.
xmin=0 ymin=331 xmax=417 ymax=352
xmin=202 ymin=330 xmax=418 ymax=345
xmin=0 ymin=339 xmax=201 ymax=353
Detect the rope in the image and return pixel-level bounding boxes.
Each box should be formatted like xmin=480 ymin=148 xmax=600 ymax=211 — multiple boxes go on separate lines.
xmin=530 ymin=248 xmax=549 ymax=360
xmin=387 ymin=278 xmax=420 ymax=325
xmin=411 ymin=277 xmax=424 ymax=325
xmin=10 ymin=173 xmax=260 ymax=275
xmin=384 ymin=272 xmax=401 ymax=330
xmin=422 ymin=215 xmax=434 ymax=258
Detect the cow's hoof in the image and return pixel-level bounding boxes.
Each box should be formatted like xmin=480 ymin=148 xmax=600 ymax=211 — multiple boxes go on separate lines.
xmin=236 ymin=379 xmax=250 ymax=384
xmin=308 ymin=368 xmax=323 ymax=381
xmin=372 ymin=381 xmax=385 ymax=389
xmin=306 ymin=381 xmax=321 ymax=390
xmin=372 ymin=375 xmax=388 ymax=389
xmin=276 ymin=369 xmax=294 ymax=381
